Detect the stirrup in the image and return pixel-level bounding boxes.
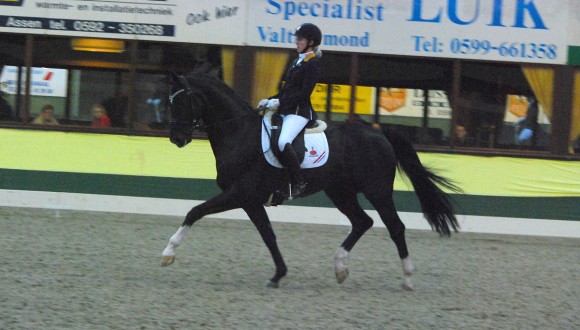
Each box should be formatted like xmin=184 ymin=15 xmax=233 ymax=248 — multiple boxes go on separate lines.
xmin=288 ymin=182 xmax=307 ymax=200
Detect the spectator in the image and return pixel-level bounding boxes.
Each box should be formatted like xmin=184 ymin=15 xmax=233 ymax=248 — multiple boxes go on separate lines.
xmin=454 ymin=124 xmax=474 ymax=146
xmin=32 ymin=104 xmax=59 ymax=125
xmin=91 ymin=104 xmax=111 ymax=128
xmin=572 ymin=136 xmax=580 ymax=154
xmin=102 ymin=92 xmax=128 ymax=127
xmin=146 ymin=90 xmax=164 ymax=124
xmin=515 ymin=96 xmax=539 ymax=146
xmin=0 ymin=91 xmax=13 ymax=121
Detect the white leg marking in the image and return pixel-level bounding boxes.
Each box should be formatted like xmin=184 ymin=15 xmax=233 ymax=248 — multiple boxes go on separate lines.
xmin=334 ymin=247 xmax=348 ymax=271
xmin=334 ymin=247 xmax=349 ymax=284
xmin=401 ymin=257 xmax=415 ymax=291
xmin=162 ymin=226 xmax=189 ymax=257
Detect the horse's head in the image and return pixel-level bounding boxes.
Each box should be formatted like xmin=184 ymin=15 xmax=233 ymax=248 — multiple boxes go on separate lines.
xmin=168 ymin=72 xmax=255 ymax=147
xmin=168 ymin=73 xmax=204 ymax=148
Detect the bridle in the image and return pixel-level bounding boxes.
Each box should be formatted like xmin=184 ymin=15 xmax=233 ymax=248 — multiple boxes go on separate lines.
xmin=168 ymin=74 xmax=255 ymax=133
xmin=169 ymin=76 xmax=205 ymax=133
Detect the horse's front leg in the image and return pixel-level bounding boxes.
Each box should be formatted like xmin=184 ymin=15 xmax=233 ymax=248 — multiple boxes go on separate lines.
xmin=161 ymin=191 xmax=241 ymax=266
xmin=243 ymin=205 xmax=287 ymax=288
xmin=161 ymin=225 xmax=189 ymax=266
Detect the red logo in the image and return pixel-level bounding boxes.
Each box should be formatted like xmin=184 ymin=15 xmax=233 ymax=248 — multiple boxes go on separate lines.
xmin=308 ymin=147 xmax=318 ymax=157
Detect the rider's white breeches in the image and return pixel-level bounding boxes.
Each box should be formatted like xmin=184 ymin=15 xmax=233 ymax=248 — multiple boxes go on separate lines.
xmin=278 ymin=114 xmax=309 ymax=152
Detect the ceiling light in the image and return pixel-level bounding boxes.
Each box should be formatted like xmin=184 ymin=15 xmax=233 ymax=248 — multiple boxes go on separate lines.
xmin=71 ymin=38 xmax=126 ymax=53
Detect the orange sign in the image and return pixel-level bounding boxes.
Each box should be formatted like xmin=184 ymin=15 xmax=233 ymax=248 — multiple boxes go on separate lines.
xmin=379 ymin=88 xmax=406 ymax=112
xmin=507 ymin=95 xmax=529 ymax=118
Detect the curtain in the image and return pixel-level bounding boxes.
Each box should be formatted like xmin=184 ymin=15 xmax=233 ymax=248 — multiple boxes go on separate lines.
xmin=251 ymin=49 xmax=291 ymax=107
xmin=522 ymin=66 xmax=554 ymax=120
xmin=220 ymin=47 xmax=236 ymax=88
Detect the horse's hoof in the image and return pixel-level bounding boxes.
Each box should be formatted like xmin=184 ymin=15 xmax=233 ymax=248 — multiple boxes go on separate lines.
xmin=335 ymin=268 xmax=349 ymax=284
xmin=401 ymin=277 xmax=414 ymax=291
xmin=161 ymin=255 xmax=175 ymax=267
xmin=264 ymin=280 xmax=279 ymax=288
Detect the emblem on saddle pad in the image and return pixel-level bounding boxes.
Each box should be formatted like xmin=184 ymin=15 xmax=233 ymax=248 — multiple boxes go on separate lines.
xmin=261 ymin=111 xmax=329 ymax=169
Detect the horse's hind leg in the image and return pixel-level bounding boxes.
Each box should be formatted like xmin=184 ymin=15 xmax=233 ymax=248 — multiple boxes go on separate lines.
xmin=363 ymin=189 xmax=414 ymax=290
xmin=324 ymin=187 xmax=374 ymax=284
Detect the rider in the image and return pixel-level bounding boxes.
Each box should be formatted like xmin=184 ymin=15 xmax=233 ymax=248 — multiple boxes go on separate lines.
xmin=258 ymin=23 xmax=322 ymax=196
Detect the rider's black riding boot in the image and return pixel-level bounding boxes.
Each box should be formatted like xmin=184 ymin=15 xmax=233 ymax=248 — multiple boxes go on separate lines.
xmin=281 ymin=143 xmax=307 ymax=197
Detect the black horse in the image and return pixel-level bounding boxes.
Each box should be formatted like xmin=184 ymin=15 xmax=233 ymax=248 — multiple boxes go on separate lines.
xmin=162 ymin=73 xmax=460 ymax=289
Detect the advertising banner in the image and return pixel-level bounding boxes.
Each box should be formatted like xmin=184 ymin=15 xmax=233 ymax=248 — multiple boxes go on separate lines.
xmin=0 ymin=0 xmax=572 ymax=64
xmin=378 ymin=88 xmax=451 ymax=119
xmin=0 ymin=0 xmax=246 ymax=45
xmin=248 ymin=0 xmax=569 ymax=64
xmin=311 ymin=83 xmax=375 ymax=114
xmin=0 ymin=66 xmax=68 ymax=97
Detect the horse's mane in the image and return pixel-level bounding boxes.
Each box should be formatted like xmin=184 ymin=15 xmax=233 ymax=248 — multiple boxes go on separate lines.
xmin=184 ymin=73 xmax=255 ymax=113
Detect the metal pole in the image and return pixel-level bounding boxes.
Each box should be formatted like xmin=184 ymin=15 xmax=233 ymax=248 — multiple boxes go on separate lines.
xmin=23 ymin=35 xmax=33 ymax=124
xmin=449 ymin=60 xmax=462 ymax=147
xmin=348 ymin=54 xmax=359 ymax=122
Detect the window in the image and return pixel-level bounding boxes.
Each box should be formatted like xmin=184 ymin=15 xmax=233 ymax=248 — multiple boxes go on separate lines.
xmin=315 ymin=53 xmax=553 ymax=150
xmin=340 ymin=55 xmax=452 ymax=145
xmin=134 ymin=72 xmax=168 ymax=130
xmin=458 ymin=62 xmax=550 ymax=150
xmin=1 ymin=36 xmax=223 ymax=130
xmin=72 ymin=69 xmax=130 ymax=128
xmin=0 ymin=30 xmax=574 ymax=157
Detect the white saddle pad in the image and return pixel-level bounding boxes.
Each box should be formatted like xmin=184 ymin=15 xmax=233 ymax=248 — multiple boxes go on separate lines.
xmin=261 ymin=115 xmax=329 ymax=169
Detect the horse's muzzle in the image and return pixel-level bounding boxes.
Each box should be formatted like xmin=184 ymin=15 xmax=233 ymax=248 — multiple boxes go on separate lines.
xmin=170 ymin=136 xmax=191 ymax=148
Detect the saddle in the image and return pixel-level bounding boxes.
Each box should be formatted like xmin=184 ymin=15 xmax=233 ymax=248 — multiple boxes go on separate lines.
xmin=263 ymin=110 xmax=327 ymax=164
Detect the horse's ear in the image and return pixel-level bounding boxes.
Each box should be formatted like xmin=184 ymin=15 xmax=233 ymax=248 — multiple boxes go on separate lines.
xmin=170 ymin=72 xmax=181 ymax=85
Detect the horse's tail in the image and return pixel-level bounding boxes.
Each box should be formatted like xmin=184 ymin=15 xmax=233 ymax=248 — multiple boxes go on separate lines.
xmin=381 ymin=126 xmax=461 ymax=236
